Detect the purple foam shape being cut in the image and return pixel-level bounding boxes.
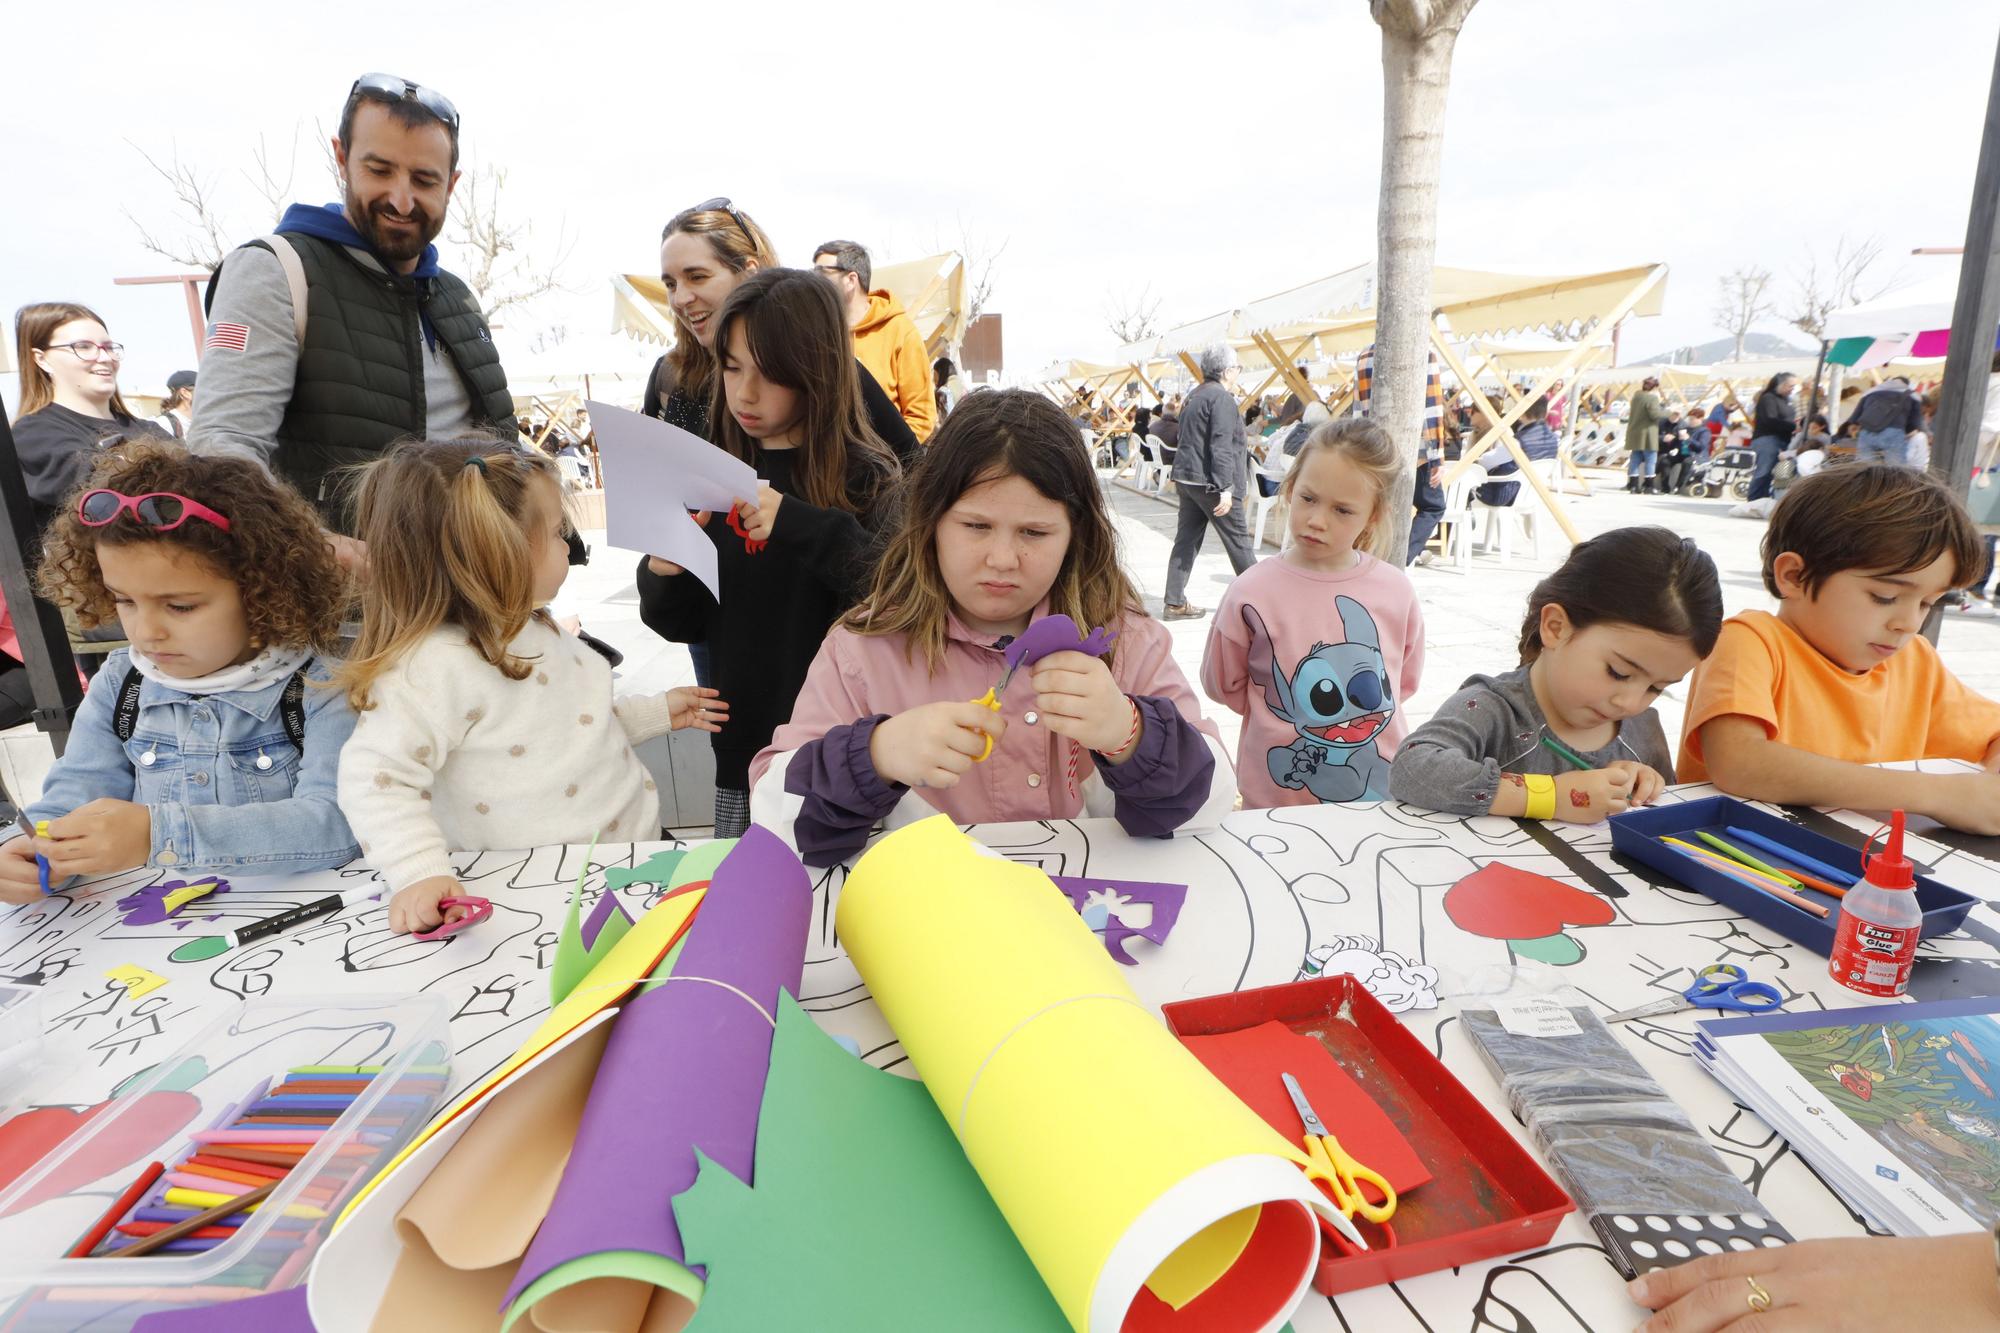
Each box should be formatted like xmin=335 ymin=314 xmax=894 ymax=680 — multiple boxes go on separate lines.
xmin=1000 ymin=614 xmax=1117 ymax=682
xmin=1047 ymin=874 xmax=1188 ymax=965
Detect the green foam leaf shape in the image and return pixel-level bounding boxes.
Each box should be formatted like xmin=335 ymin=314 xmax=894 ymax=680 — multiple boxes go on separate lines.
xmin=674 ymin=993 xmax=1066 ymax=1331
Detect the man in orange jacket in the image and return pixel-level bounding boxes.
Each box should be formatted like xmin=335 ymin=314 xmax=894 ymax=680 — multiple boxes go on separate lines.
xmin=813 ymin=239 xmax=938 ymax=441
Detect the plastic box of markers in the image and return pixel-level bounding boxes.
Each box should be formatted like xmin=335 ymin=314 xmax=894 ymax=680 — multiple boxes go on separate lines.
xmin=1609 ymin=796 xmax=1978 ymax=956
xmin=0 ymin=993 xmax=449 ymax=1327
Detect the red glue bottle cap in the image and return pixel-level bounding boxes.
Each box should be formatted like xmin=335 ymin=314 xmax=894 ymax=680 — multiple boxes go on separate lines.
xmin=1863 ymin=809 xmax=1916 ymax=890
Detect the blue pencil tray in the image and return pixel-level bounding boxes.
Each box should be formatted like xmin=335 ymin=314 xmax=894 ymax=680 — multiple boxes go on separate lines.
xmin=1608 ymin=796 xmax=1978 ymax=956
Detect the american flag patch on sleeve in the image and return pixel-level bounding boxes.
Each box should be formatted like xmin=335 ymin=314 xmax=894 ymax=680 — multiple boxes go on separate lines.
xmin=205 ymin=322 xmax=250 ymax=352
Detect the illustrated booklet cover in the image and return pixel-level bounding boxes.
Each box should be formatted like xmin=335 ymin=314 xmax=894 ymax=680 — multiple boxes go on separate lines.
xmin=1696 ymin=996 xmax=2000 ymax=1236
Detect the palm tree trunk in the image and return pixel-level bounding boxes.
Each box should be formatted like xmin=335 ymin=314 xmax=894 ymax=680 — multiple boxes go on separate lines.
xmin=1372 ymin=0 xmax=1475 ymax=562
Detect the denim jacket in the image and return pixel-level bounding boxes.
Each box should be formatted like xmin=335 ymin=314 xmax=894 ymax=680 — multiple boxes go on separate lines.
xmin=20 ymin=650 xmax=361 ymax=875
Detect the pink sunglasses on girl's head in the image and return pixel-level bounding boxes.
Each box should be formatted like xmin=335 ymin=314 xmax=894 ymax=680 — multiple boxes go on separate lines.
xmin=77 ymin=489 xmax=231 ymax=533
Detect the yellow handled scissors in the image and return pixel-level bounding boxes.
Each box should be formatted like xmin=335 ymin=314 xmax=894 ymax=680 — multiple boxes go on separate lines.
xmin=965 ymin=663 xmax=1017 ymax=762
xmin=1283 ymin=1072 xmax=1397 ymax=1228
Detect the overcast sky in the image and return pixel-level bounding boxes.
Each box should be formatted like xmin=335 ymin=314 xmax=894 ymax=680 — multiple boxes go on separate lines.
xmin=5 ymin=0 xmax=1998 ymax=402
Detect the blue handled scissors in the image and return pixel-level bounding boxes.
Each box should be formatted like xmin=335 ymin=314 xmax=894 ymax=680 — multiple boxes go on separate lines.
xmin=1605 ymin=963 xmax=1783 ymax=1024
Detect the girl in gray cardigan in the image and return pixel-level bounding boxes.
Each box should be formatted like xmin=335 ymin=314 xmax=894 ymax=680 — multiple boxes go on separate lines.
xmin=1389 ymin=527 xmax=1722 ymax=823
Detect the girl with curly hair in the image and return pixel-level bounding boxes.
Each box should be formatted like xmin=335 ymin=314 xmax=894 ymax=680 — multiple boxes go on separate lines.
xmin=0 ymin=441 xmax=360 ymax=901
xmin=335 ymin=439 xmax=727 ymax=935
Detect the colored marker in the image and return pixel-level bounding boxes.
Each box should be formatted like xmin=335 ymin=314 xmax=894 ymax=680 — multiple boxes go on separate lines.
xmin=1662 ymin=838 xmax=1791 ymax=890
xmin=1722 ymin=825 xmax=1859 ymax=888
xmin=1694 ymin=831 xmax=1807 ymax=888
xmin=64 ymin=1161 xmax=163 ymax=1257
xmin=1661 ymin=839 xmax=1830 ymax=918
xmin=1539 ymin=733 xmax=1591 ymax=772
xmin=33 ymin=821 xmax=49 ymax=895
xmin=227 ymin=886 xmax=382 ymax=949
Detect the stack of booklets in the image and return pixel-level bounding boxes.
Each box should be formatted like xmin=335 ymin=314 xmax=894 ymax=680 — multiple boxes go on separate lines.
xmin=1696 ymin=996 xmax=2000 ymax=1236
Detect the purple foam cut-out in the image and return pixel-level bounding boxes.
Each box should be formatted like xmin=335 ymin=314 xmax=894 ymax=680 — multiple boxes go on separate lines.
xmin=580 ymin=890 xmax=633 ymax=950
xmin=1001 ymin=614 xmax=1117 ymax=678
xmin=116 ymin=877 xmax=233 ymax=927
xmin=1047 ymin=875 xmax=1187 ymax=965
xmin=503 ymin=825 xmax=813 ymax=1303
xmin=132 ymin=1287 xmax=314 ymax=1332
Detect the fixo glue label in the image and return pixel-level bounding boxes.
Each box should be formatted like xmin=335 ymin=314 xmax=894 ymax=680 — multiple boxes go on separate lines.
xmin=1828 ymin=810 xmax=1922 ymax=998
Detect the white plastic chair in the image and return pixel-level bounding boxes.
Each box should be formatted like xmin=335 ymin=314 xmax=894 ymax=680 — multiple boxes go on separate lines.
xmin=1132 ymin=437 xmax=1167 ymax=493
xmin=1247 ymin=452 xmax=1294 ymax=548
xmin=1471 ymin=457 xmax=1560 ymax=565
xmin=1435 ymin=471 xmax=1478 ymax=570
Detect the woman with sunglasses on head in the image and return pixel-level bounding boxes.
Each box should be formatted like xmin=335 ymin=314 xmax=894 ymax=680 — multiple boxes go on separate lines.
xmin=9 ymin=302 xmax=170 ymax=541
xmin=643 ymin=199 xmax=919 ymax=462
xmin=0 ymin=440 xmax=360 ymax=902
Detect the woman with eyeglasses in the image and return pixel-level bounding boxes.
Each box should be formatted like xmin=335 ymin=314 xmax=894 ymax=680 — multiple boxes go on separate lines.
xmin=10 ymin=302 xmax=169 ymax=540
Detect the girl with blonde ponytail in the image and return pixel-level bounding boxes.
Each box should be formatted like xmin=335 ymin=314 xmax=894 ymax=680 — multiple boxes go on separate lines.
xmin=336 ymin=439 xmax=729 ymax=934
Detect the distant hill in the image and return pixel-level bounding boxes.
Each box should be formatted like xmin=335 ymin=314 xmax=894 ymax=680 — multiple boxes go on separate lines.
xmin=1632 ymin=332 xmax=1816 ymax=365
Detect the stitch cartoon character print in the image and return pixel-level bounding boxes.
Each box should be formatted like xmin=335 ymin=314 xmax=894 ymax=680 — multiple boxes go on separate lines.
xmin=1243 ymin=598 xmax=1394 ymax=802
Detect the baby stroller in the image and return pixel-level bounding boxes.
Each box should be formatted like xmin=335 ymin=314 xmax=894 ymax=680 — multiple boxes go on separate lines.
xmin=1688 ymin=445 xmax=1754 ymax=499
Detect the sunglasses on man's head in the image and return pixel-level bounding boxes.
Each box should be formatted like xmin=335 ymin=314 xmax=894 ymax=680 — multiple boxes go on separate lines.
xmin=348 ymin=72 xmax=460 ymax=132
xmin=78 ymin=490 xmax=231 ymax=534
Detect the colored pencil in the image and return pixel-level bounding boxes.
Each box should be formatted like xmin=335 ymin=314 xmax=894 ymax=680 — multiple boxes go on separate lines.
xmin=197 ymin=1146 xmax=315 ymax=1168
xmin=190 ymin=1129 xmax=330 ymax=1144
xmin=64 ymin=1161 xmax=163 ymax=1257
xmin=1663 ymin=837 xmax=1796 ymax=888
xmin=1661 ymin=839 xmax=1831 ymax=918
xmin=185 ymin=1155 xmax=289 ymax=1181
xmin=1661 ymin=840 xmax=1785 ymax=892
xmin=1722 ymin=825 xmax=1859 ymax=889
xmin=162 ymin=1186 xmax=325 ymax=1219
xmin=173 ymin=1162 xmax=271 ymax=1188
xmin=1539 ymin=733 xmax=1592 ymax=771
xmin=1694 ymin=831 xmax=1808 ymax=887
xmin=114 ymin=1222 xmax=240 ymax=1240
xmin=111 ymin=1182 xmax=280 ymax=1257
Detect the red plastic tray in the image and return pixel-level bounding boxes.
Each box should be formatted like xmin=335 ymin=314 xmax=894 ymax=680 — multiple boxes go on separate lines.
xmin=1162 ymin=974 xmax=1574 ymax=1297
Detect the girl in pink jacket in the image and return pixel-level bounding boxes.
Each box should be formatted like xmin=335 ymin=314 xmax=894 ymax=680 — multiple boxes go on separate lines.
xmin=751 ymin=390 xmax=1234 ymax=865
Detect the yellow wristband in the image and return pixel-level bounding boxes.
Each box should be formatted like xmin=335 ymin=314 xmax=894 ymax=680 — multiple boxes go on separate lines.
xmin=1523 ymin=774 xmax=1557 ymax=821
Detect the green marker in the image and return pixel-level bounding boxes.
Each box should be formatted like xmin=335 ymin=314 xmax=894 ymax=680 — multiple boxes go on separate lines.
xmin=1539 ymin=733 xmax=1591 ymax=771
xmin=1695 ymin=830 xmax=1806 ymax=889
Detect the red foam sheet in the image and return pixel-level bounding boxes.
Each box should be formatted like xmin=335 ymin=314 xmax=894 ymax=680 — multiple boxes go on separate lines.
xmin=1179 ymin=1021 xmax=1431 ymax=1200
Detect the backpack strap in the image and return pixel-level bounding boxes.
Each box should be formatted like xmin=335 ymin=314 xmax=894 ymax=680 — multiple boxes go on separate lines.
xmin=203 ymin=235 xmax=309 ymax=346
xmin=260 ymin=235 xmax=310 ymax=346
xmin=279 ymin=667 xmax=308 ymax=755
xmin=112 ymin=667 xmax=145 ymax=744
xmin=112 ymin=665 xmax=309 ymax=755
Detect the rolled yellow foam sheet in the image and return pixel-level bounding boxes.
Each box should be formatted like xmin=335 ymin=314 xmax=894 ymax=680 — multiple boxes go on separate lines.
xmin=835 ymin=816 xmax=1332 ymax=1333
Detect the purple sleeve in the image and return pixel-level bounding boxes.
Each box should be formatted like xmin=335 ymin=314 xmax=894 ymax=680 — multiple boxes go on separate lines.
xmin=783 ymin=714 xmax=908 ymax=867
xmin=1093 ymin=694 xmax=1217 ymax=838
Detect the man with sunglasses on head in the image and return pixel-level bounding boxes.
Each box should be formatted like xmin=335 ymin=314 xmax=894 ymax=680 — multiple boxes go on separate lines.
xmin=189 ymin=74 xmax=515 ymax=564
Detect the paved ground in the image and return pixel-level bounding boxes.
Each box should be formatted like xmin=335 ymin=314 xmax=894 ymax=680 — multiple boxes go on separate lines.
xmin=569 ymin=466 xmax=2000 ymax=827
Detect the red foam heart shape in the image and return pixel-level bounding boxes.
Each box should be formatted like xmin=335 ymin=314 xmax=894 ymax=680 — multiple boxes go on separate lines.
xmin=1444 ymin=862 xmax=1614 ymax=941
xmin=0 ymin=1091 xmax=202 ymax=1216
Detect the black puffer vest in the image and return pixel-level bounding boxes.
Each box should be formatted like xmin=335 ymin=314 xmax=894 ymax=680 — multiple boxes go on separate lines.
xmin=209 ymin=232 xmax=516 ymax=525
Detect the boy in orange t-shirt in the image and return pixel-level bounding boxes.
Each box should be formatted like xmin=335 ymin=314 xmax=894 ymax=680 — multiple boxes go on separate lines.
xmin=1679 ymin=464 xmax=2000 ymax=832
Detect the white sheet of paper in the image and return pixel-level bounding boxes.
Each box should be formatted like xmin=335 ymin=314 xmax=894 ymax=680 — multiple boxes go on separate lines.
xmin=587 ymin=400 xmax=761 ymax=600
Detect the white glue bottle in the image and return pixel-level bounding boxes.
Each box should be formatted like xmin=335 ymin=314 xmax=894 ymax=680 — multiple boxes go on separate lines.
xmin=1827 ymin=810 xmax=1923 ymax=997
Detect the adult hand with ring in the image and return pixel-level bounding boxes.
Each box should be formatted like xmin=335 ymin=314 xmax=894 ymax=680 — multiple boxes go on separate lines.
xmin=1628 ymin=1233 xmax=2000 ymax=1331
